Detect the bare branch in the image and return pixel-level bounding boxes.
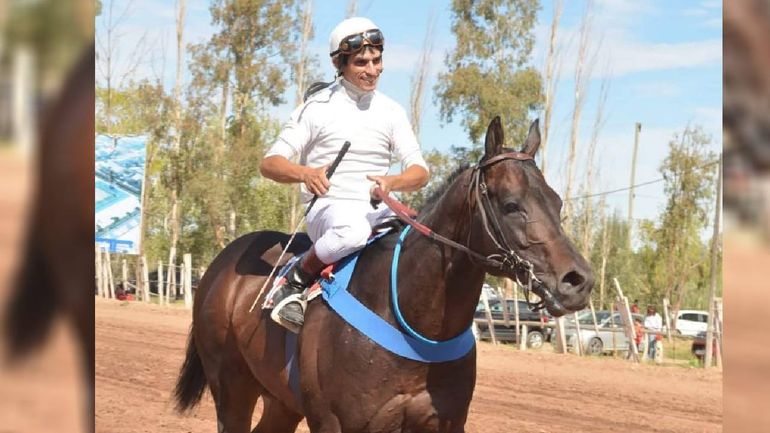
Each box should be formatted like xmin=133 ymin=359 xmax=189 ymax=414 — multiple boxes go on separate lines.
xmin=563 ymin=0 xmax=596 ymax=235
xmin=541 ymin=0 xmax=563 ymax=177
xmin=295 ymin=0 xmax=314 ymax=107
xmin=409 ymin=10 xmax=436 ymax=138
xmin=346 ymin=0 xmax=357 ymax=18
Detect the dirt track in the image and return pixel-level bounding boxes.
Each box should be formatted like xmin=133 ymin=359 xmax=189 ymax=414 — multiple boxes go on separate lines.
xmin=95 ymin=298 xmax=721 ymax=433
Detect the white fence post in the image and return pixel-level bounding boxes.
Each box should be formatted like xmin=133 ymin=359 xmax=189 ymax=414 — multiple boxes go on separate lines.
xmin=105 ymin=251 xmax=115 ymax=299
xmin=141 ymin=255 xmax=150 ymax=303
xmin=96 ymin=246 xmax=104 ymax=298
xmin=184 ymin=253 xmax=193 ymax=309
xmin=158 ymin=260 xmax=165 ymax=305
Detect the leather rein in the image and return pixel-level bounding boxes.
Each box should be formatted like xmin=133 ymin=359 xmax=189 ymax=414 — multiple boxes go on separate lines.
xmin=373 ymin=151 xmax=547 ymax=310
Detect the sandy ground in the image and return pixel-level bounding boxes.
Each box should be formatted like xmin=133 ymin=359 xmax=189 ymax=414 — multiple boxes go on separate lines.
xmin=95 ymin=298 xmax=721 ymax=433
xmin=722 ymin=226 xmax=770 ymax=433
xmin=0 ymin=151 xmax=87 ymax=432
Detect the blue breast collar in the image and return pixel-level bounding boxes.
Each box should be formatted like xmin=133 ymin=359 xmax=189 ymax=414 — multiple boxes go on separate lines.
xmin=319 ymin=227 xmax=476 ymax=363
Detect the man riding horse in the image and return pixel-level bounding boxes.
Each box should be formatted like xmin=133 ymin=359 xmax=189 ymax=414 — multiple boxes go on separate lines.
xmin=260 ymin=17 xmax=430 ymax=330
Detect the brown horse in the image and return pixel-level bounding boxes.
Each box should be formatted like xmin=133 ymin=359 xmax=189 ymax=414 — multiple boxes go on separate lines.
xmin=175 ymin=117 xmax=594 ymax=432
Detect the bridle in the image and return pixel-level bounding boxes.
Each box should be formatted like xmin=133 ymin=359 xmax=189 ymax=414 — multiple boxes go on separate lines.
xmin=374 ymin=151 xmax=549 ymax=311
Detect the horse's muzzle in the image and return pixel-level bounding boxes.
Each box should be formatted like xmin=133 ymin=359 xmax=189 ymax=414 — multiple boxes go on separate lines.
xmin=530 ymin=282 xmax=567 ymax=316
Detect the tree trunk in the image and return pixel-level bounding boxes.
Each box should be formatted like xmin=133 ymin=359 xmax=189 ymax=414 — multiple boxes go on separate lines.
xmin=167 ymin=0 xmax=186 ymax=282
xmin=541 ymin=0 xmax=563 ymax=176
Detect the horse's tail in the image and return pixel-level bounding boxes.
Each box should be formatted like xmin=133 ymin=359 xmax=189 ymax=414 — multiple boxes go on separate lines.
xmin=174 ymin=326 xmax=208 ymax=413
xmin=3 ymin=235 xmax=59 ymax=361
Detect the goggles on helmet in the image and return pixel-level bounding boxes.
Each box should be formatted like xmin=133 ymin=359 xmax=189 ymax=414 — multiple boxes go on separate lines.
xmin=330 ymin=29 xmax=384 ymax=57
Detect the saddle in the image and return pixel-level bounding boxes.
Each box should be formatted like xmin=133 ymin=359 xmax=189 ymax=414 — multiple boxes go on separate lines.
xmin=262 ymin=218 xmax=405 ymax=311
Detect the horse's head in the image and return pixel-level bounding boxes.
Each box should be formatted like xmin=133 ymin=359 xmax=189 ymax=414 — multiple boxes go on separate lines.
xmin=468 ymin=117 xmax=594 ymax=316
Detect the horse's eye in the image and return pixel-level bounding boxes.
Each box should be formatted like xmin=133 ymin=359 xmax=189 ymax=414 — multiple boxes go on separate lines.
xmin=503 ymin=201 xmax=522 ymax=214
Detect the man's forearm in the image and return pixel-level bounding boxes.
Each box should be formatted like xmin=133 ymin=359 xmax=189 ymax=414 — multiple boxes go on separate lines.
xmin=386 ymin=165 xmax=430 ymax=192
xmin=260 ymin=155 xmax=309 ymax=184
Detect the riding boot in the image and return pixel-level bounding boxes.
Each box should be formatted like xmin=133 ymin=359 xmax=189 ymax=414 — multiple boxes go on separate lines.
xmin=271 ymin=247 xmax=326 ymax=332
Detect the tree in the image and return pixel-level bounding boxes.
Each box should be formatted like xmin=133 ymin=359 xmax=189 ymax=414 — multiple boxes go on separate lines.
xmin=402 ymin=149 xmax=456 ymax=211
xmin=166 ymin=0 xmax=187 ymax=299
xmin=96 ymin=0 xmax=150 ymax=135
xmin=4 ymin=0 xmax=93 ymax=95
xmin=434 ymin=0 xmax=543 ymax=148
xmin=289 ymin=0 xmax=321 ymax=228
xmin=161 ymin=0 xmax=302 ymax=262
xmin=638 ymin=126 xmax=718 ymax=311
xmin=563 ymin=0 xmax=599 ymax=234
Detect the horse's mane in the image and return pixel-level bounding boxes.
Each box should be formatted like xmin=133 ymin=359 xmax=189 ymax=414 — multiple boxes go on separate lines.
xmin=418 ymin=163 xmax=470 ymax=216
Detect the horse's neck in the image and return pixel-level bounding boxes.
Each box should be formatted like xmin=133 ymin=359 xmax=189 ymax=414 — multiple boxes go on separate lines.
xmin=394 ymin=172 xmax=486 ymax=340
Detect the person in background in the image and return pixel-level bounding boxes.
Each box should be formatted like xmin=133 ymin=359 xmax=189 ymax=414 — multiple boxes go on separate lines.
xmin=644 ymin=305 xmax=663 ymax=360
xmin=631 ymin=299 xmax=640 ymax=314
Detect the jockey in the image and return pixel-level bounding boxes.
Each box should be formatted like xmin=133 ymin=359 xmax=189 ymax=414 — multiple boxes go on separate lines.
xmin=260 ymin=17 xmax=430 ymax=329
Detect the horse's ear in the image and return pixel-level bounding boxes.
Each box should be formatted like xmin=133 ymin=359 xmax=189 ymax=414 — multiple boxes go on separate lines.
xmin=484 ymin=116 xmax=504 ymax=159
xmin=520 ymin=119 xmax=541 ymax=157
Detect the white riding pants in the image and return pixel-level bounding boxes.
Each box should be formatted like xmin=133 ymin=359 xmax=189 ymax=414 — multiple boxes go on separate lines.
xmin=306 ymin=198 xmax=395 ymax=264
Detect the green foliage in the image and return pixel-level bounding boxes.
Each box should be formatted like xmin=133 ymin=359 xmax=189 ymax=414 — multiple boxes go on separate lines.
xmin=96 ymin=81 xmax=172 ymax=136
xmin=402 ymin=149 xmax=457 ymax=210
xmin=3 ymin=0 xmax=92 ymax=92
xmin=637 ymin=126 xmax=718 ymax=310
xmin=434 ymin=0 xmax=543 ymax=148
xmin=100 ymin=1 xmax=306 ymax=268
xmin=144 ymin=0 xmax=304 ymax=264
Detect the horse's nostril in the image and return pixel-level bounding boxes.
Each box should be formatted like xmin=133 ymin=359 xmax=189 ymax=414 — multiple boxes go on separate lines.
xmin=561 ymin=270 xmax=585 ymax=288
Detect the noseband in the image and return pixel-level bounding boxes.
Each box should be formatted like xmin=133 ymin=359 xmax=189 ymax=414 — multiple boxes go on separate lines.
xmin=375 ymin=151 xmax=548 ymax=310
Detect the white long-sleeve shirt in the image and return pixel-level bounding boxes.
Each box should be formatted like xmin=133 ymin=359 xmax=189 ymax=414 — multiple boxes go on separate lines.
xmin=265 ymin=78 xmax=428 ymax=203
xmin=644 ymin=313 xmax=662 ymax=331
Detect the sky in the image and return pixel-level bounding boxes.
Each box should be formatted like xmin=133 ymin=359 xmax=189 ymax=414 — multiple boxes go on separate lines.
xmin=96 ymin=0 xmax=722 ymax=226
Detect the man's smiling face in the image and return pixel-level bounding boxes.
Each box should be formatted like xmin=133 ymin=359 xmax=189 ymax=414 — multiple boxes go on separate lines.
xmin=339 ymin=47 xmax=383 ymax=92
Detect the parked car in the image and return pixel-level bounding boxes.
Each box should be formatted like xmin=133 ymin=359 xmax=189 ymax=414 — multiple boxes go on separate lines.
xmin=563 ymin=310 xmax=644 ymax=356
xmin=673 ymin=310 xmax=709 ymax=337
xmin=474 ymin=299 xmax=552 ymax=348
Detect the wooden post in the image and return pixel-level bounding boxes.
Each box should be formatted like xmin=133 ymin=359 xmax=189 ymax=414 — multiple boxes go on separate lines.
xmin=705 ymin=156 xmax=722 ymax=369
xmin=96 ymin=246 xmax=104 ymax=298
xmin=627 ymin=122 xmax=641 ymax=248
xmin=134 ymin=256 xmax=143 ymax=300
xmin=520 ymin=324 xmax=528 ymax=351
xmin=589 ymin=299 xmax=601 ymax=335
xmin=573 ymin=311 xmax=583 ymax=355
xmin=512 ymin=281 xmax=520 ymax=347
xmin=555 ymin=317 xmax=567 ymax=354
xmin=166 ymin=259 xmax=176 ymax=303
xmin=105 ymin=251 xmax=115 ymax=299
xmin=613 ymin=278 xmax=640 ymax=362
xmin=480 ymin=289 xmax=497 ymax=345
xmin=713 ymin=297 xmax=723 ymax=369
xmin=184 ymin=253 xmax=193 ymax=309
xmin=141 ymin=256 xmax=150 ymax=303
xmin=158 ymin=260 xmax=165 ymax=305
xmin=609 ymin=302 xmax=617 ymax=355
xmin=102 ymin=251 xmax=109 ymax=298
xmin=121 ymin=258 xmax=128 ymax=296
xmin=497 ymin=287 xmax=511 ymax=326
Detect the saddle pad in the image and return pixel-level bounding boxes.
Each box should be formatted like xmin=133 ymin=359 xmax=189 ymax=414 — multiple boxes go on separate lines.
xmin=262 ymin=227 xmax=394 ymax=310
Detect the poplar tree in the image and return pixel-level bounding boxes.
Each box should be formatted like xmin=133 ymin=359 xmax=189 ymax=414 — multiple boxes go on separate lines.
xmin=434 ymin=0 xmax=543 ymax=148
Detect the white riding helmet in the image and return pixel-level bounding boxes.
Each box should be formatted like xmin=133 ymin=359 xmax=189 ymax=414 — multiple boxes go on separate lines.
xmin=329 ymin=17 xmax=383 ymax=57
